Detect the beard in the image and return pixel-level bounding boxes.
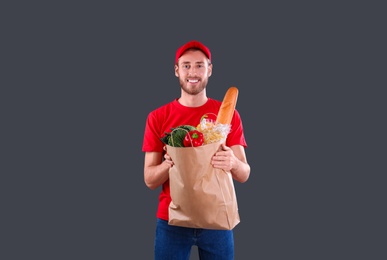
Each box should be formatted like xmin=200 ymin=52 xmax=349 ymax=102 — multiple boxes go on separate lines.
xmin=179 ymin=77 xmax=208 ymax=95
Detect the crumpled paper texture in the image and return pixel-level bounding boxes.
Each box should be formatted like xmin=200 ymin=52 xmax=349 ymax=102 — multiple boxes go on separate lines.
xmin=167 ymin=141 xmax=240 ymax=230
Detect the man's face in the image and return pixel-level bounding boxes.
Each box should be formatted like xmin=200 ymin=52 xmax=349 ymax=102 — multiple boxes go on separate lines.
xmin=175 ymin=50 xmax=212 ymax=95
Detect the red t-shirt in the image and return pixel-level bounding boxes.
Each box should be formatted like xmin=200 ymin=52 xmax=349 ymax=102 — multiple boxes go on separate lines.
xmin=142 ymin=98 xmax=247 ymax=221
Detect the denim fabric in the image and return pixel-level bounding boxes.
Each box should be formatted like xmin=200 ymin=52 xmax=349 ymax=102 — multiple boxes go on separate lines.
xmin=154 ymin=218 xmax=234 ymax=260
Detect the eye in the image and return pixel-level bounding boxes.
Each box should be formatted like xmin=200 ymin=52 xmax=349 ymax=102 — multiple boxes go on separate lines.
xmin=183 ymin=65 xmax=190 ymax=69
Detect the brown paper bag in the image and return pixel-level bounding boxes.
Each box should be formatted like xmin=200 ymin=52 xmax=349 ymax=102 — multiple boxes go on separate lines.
xmin=167 ymin=141 xmax=240 ymax=230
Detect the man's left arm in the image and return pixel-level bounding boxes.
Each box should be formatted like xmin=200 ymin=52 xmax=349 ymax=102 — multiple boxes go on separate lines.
xmin=211 ymin=143 xmax=251 ymax=183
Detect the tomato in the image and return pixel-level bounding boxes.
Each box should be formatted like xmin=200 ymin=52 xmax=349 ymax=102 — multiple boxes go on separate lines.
xmin=183 ymin=130 xmax=204 ymax=147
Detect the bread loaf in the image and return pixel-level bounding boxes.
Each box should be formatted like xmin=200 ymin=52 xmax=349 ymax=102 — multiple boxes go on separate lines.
xmin=216 ymin=86 xmax=239 ymax=125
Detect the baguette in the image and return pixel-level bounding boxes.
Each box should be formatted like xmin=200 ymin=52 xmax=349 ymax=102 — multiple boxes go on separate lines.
xmin=216 ymin=86 xmax=239 ymax=125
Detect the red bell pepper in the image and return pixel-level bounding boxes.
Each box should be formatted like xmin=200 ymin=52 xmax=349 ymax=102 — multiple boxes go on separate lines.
xmin=183 ymin=130 xmax=204 ymax=147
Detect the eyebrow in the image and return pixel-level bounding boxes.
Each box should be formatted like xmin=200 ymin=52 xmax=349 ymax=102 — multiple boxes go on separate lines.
xmin=181 ymin=61 xmax=205 ymax=65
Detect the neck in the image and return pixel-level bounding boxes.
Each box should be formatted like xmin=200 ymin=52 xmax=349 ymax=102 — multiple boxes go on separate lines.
xmin=178 ymin=91 xmax=208 ymax=107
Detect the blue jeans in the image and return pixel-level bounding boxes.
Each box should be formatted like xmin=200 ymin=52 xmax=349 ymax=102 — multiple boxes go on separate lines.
xmin=154 ymin=218 xmax=234 ymax=260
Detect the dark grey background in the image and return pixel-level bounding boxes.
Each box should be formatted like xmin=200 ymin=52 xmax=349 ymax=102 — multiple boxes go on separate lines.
xmin=2 ymin=1 xmax=385 ymax=260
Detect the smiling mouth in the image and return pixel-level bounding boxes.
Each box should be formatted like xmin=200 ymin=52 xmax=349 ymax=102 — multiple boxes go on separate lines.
xmin=187 ymin=79 xmax=199 ymax=83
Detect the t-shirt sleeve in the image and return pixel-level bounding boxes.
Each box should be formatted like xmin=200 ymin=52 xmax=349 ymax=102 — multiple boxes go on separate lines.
xmin=142 ymin=112 xmax=164 ymax=153
xmin=226 ymin=109 xmax=247 ymax=148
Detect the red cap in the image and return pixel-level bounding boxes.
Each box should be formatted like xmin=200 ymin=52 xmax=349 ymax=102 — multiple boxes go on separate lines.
xmin=175 ymin=40 xmax=211 ymax=64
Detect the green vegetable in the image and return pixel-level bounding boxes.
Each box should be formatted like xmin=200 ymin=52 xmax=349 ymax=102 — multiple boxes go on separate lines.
xmin=161 ymin=125 xmax=196 ymax=147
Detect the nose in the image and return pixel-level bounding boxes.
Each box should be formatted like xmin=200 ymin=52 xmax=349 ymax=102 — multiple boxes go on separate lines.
xmin=188 ymin=67 xmax=197 ymax=76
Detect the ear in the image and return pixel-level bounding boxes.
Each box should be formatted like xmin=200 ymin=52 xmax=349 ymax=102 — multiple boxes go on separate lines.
xmin=174 ymin=65 xmax=179 ymax=77
xmin=208 ymin=64 xmax=213 ymax=77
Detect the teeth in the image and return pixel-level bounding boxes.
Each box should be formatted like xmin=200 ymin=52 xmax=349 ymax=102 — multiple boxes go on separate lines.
xmin=188 ymin=79 xmax=198 ymax=83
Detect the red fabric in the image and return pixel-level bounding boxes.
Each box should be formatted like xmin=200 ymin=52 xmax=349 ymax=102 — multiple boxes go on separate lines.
xmin=175 ymin=40 xmax=211 ymax=64
xmin=142 ymin=98 xmax=247 ymax=221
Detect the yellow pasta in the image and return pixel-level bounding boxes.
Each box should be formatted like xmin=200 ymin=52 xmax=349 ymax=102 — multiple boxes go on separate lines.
xmin=197 ymin=120 xmax=230 ymax=145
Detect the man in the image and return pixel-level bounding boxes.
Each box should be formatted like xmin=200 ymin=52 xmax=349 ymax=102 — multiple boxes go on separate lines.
xmin=142 ymin=40 xmax=251 ymax=259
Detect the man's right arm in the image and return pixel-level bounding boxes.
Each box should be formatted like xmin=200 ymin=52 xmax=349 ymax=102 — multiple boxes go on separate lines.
xmin=144 ymin=151 xmax=172 ymax=190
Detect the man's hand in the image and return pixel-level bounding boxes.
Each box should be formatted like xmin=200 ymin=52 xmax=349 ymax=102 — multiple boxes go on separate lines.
xmin=163 ymin=152 xmax=174 ymax=168
xmin=211 ymin=143 xmax=237 ymax=172
xmin=163 ymin=146 xmax=174 ymax=168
